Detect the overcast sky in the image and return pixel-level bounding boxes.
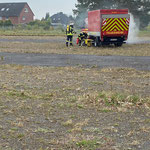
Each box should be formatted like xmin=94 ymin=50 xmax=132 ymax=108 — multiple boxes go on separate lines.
xmin=0 ymin=0 xmax=77 ymax=19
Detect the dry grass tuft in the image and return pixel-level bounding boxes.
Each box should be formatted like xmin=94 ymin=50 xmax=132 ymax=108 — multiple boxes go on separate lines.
xmin=0 ymin=36 xmax=150 ymax=56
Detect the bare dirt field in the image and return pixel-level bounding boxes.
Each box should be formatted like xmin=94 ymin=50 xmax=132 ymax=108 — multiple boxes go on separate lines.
xmin=0 ymin=36 xmax=150 ymax=150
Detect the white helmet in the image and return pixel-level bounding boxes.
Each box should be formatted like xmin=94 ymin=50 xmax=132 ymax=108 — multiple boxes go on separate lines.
xmin=70 ymin=23 xmax=74 ymax=26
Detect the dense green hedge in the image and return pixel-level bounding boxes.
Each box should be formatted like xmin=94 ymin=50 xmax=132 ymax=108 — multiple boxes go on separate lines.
xmin=0 ymin=20 xmax=13 ymax=27
xmin=27 ymin=19 xmax=51 ymax=30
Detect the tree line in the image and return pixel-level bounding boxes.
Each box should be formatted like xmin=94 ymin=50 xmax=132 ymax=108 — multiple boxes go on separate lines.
xmin=28 ymin=13 xmax=51 ymax=30
xmin=0 ymin=12 xmax=73 ymax=31
xmin=74 ymin=0 xmax=150 ymax=29
xmin=0 ymin=13 xmax=52 ymax=30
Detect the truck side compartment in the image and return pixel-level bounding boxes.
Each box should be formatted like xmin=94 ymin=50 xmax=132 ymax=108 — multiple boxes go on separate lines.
xmin=88 ymin=10 xmax=101 ymax=37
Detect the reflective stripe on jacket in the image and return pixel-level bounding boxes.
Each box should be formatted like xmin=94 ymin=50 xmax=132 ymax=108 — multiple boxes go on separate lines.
xmin=78 ymin=32 xmax=88 ymax=40
xmin=66 ymin=26 xmax=74 ymax=36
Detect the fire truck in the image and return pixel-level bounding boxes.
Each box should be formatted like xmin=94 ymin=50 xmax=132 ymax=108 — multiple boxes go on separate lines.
xmin=86 ymin=9 xmax=130 ymax=47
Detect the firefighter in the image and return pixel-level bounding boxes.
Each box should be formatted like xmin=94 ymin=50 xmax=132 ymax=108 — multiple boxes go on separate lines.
xmin=66 ymin=23 xmax=75 ymax=47
xmin=78 ymin=30 xmax=88 ymax=46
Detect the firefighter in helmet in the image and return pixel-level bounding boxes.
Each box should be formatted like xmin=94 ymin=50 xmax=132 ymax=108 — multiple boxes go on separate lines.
xmin=77 ymin=29 xmax=88 ymax=46
xmin=66 ymin=23 xmax=75 ymax=47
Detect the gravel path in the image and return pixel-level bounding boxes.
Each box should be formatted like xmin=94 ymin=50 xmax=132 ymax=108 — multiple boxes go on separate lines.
xmin=0 ymin=52 xmax=150 ymax=71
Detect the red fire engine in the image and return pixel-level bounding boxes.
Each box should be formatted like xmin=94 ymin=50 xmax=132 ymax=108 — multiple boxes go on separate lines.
xmin=87 ymin=9 xmax=130 ymax=47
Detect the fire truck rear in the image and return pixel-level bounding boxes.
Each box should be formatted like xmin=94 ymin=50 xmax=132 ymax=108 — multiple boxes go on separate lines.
xmin=88 ymin=9 xmax=130 ymax=46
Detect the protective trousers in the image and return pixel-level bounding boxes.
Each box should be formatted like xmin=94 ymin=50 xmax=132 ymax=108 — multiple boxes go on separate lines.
xmin=66 ymin=35 xmax=73 ymax=46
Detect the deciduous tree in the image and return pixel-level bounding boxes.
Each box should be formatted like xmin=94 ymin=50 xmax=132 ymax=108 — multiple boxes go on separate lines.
xmin=74 ymin=0 xmax=150 ymax=29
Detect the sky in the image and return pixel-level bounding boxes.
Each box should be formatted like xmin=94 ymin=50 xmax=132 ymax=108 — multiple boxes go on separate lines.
xmin=0 ymin=0 xmax=77 ymax=19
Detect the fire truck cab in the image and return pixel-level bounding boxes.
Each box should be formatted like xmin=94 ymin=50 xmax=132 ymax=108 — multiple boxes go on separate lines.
xmin=88 ymin=9 xmax=130 ymax=46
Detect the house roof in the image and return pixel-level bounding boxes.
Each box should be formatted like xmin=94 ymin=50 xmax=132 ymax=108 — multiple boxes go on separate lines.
xmin=51 ymin=12 xmax=70 ymax=25
xmin=0 ymin=2 xmax=29 ymax=17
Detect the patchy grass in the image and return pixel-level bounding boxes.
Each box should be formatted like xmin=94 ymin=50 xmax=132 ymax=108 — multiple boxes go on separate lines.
xmin=139 ymin=27 xmax=150 ymax=37
xmin=84 ymin=91 xmax=147 ymax=107
xmin=76 ymin=139 xmax=100 ymax=149
xmin=0 ymin=65 xmax=150 ymax=149
xmin=0 ymin=36 xmax=150 ymax=56
xmin=0 ymin=29 xmax=65 ymax=36
xmin=35 ymin=128 xmax=55 ymax=133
